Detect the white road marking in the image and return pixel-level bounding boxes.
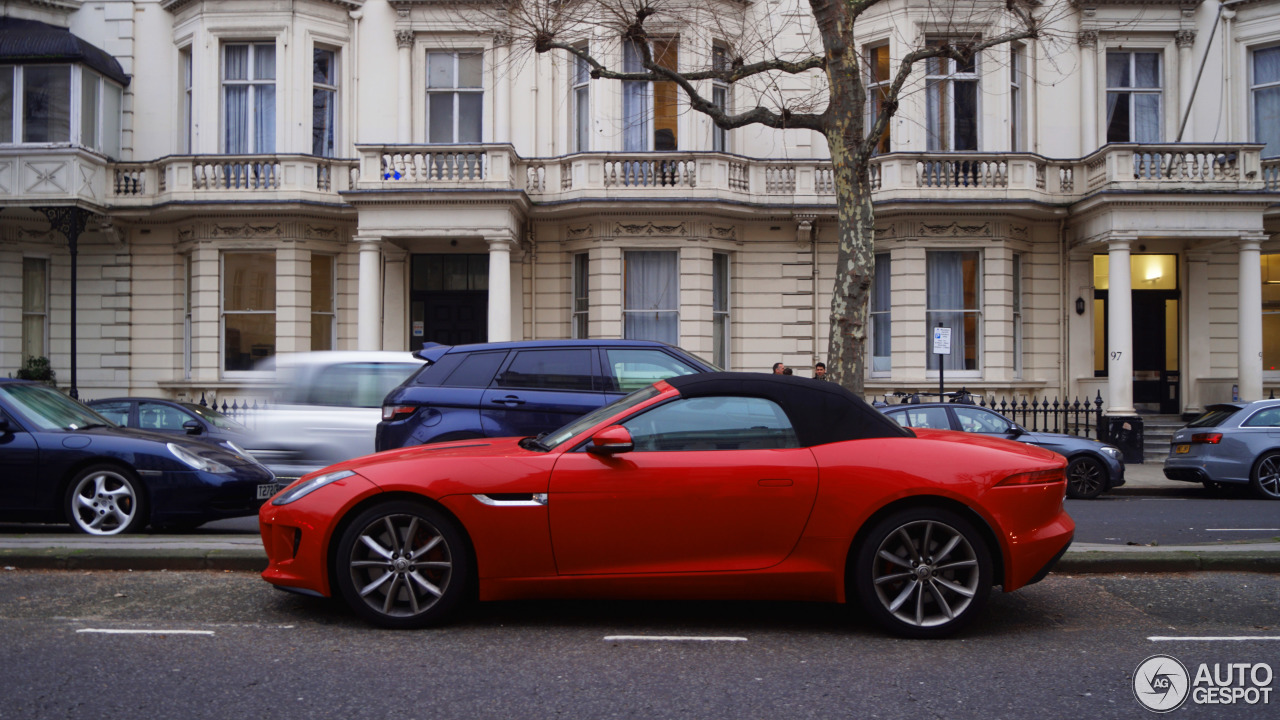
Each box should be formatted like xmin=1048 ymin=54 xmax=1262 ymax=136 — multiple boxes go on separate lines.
xmin=1204 ymin=528 xmax=1280 ymax=532
xmin=1149 ymin=636 xmax=1280 ymax=642
xmin=603 ymin=635 xmax=748 ymax=643
xmin=77 ymin=629 xmax=215 ymax=636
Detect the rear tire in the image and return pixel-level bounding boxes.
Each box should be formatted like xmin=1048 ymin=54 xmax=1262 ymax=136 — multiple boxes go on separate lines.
xmin=853 ymin=507 xmax=992 ymax=638
xmin=1065 ymin=456 xmax=1107 ymax=499
xmin=1250 ymin=452 xmax=1280 ymax=500
xmin=333 ymin=500 xmax=472 ymax=628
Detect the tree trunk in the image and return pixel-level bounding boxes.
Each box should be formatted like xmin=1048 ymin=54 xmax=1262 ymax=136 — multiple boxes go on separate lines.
xmin=825 ymin=153 xmax=875 ymax=397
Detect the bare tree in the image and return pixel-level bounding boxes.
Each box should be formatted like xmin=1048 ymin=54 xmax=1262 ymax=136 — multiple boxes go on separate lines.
xmin=486 ymin=0 xmax=1070 ymax=394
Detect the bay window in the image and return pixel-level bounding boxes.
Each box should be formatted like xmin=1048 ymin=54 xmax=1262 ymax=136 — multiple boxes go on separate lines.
xmin=1253 ymin=46 xmax=1280 ymax=158
xmin=623 ymin=39 xmax=678 ymax=151
xmin=0 ymin=64 xmax=121 ymax=155
xmin=871 ymin=253 xmax=891 ymax=373
xmin=926 ymin=43 xmax=979 ymax=152
xmin=573 ymin=46 xmax=590 ymax=152
xmin=712 ymin=44 xmax=730 ymax=152
xmin=867 ymin=44 xmax=891 ymax=154
xmin=313 ymin=48 xmax=337 ymax=157
xmin=1106 ymin=51 xmax=1162 ymax=143
xmin=311 ymin=254 xmax=335 ymax=351
xmin=223 ymin=252 xmax=276 ymax=372
xmin=22 ymin=257 xmax=48 ymax=361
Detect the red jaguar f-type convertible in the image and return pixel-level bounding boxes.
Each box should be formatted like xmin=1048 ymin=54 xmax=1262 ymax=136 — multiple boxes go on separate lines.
xmin=260 ymin=373 xmax=1073 ymax=637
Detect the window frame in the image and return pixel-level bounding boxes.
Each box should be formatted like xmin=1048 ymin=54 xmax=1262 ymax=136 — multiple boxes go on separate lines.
xmin=712 ymin=252 xmax=730 ymax=368
xmin=21 ymin=256 xmax=49 ymax=362
xmin=622 ymin=38 xmax=679 ymax=152
xmin=711 ymin=43 xmax=730 ymax=153
xmin=572 ymin=252 xmax=589 ymax=339
xmin=1013 ymin=253 xmax=1024 ymax=378
xmin=312 ymin=46 xmax=338 ymax=158
xmin=0 ymin=64 xmax=121 ymax=155
xmin=866 ymin=42 xmax=892 ymax=154
xmin=1010 ymin=44 xmax=1025 ymax=152
xmin=926 ymin=249 xmax=983 ymax=376
xmin=180 ymin=46 xmax=193 ymax=154
xmin=925 ymin=41 xmax=980 ymax=152
xmin=220 ymin=250 xmax=277 ymax=376
xmin=1263 ymin=253 xmax=1280 ymax=381
xmin=1251 ymin=44 xmax=1280 ymax=158
xmin=622 ymin=249 xmax=680 ymax=345
xmin=222 ymin=42 xmax=277 ymax=154
xmin=870 ymin=252 xmax=891 ymax=376
xmin=426 ymin=49 xmax=484 ymax=144
xmin=572 ymin=44 xmax=591 ymax=153
xmin=311 ymin=253 xmax=336 ymax=351
xmin=1105 ymin=50 xmax=1163 ymax=144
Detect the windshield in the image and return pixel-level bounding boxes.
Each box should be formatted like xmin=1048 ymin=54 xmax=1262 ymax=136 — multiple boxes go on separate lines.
xmin=0 ymin=384 xmax=117 ymax=431
xmin=181 ymin=402 xmax=248 ymax=431
xmin=1187 ymin=407 xmax=1241 ymax=428
xmin=540 ymin=385 xmax=662 ymax=451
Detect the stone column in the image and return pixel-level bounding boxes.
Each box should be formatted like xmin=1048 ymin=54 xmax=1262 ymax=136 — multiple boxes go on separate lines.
xmin=1079 ymin=31 xmax=1099 ymax=153
xmin=1184 ymin=252 xmax=1212 ymax=415
xmin=1238 ymin=234 xmax=1265 ymax=401
xmin=356 ymin=236 xmax=383 ymax=350
xmin=1176 ymin=30 xmax=1196 ymax=140
xmin=487 ymin=236 xmax=512 ymax=342
xmin=1107 ymin=236 xmax=1135 ymax=415
xmin=396 ymin=29 xmax=414 ymax=143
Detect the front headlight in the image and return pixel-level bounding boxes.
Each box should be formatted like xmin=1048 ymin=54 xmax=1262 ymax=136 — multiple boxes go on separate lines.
xmin=167 ymin=443 xmax=232 ymax=474
xmin=1100 ymin=446 xmax=1122 ymax=460
xmin=272 ymin=469 xmax=356 ymax=506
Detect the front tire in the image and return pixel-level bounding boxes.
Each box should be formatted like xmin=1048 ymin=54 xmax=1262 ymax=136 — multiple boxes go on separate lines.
xmin=853 ymin=507 xmax=992 ymax=638
xmin=65 ymin=465 xmax=147 ymax=535
xmin=1065 ymin=456 xmax=1107 ymax=499
xmin=1250 ymin=452 xmax=1280 ymax=500
xmin=333 ymin=501 xmax=472 ymax=628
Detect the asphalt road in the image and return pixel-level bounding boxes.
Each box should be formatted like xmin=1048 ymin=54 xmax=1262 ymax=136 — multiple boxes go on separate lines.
xmin=1067 ymin=496 xmax=1280 ymax=544
xmin=0 ymin=570 xmax=1276 ymax=719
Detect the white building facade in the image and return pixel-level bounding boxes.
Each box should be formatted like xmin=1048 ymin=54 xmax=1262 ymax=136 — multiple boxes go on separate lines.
xmin=1 ymin=0 xmax=1278 ymax=418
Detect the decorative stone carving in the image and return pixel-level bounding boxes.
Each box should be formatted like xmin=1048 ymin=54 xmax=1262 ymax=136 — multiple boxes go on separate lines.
xmin=305 ymin=226 xmax=339 ymax=240
xmin=710 ymin=225 xmax=737 ymax=240
xmin=566 ymin=225 xmax=593 ymax=239
xmin=395 ymin=29 xmax=414 ymax=49
xmin=614 ymin=221 xmax=687 ymax=236
xmin=210 ymin=223 xmax=284 ymax=238
xmin=921 ymin=221 xmax=991 ymax=237
xmin=1009 ymin=225 xmax=1029 ymax=240
xmin=1077 ymin=30 xmax=1098 ymax=48
xmin=874 ymin=224 xmax=895 ymax=239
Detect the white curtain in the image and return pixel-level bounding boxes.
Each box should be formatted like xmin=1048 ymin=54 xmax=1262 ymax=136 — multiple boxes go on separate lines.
xmin=623 ymin=41 xmax=650 ymax=152
xmin=254 ymin=45 xmax=276 ymax=154
xmin=1255 ymin=48 xmax=1280 ymax=157
xmin=624 ymin=251 xmax=678 ymax=344
xmin=927 ymin=251 xmax=968 ymax=371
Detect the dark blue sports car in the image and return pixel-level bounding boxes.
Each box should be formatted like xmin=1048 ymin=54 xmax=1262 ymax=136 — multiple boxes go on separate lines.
xmin=0 ymin=379 xmax=280 ymax=534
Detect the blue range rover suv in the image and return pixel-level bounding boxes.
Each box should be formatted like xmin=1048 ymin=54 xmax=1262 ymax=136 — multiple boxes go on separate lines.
xmin=375 ymin=339 xmax=718 ymax=451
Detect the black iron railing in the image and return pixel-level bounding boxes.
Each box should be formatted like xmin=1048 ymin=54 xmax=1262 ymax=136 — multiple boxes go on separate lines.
xmin=872 ymin=389 xmax=1106 ymax=440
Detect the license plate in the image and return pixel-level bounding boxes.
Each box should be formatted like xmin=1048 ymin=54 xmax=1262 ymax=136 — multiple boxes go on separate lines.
xmin=257 ymin=483 xmax=285 ymax=500
xmin=1175 ymin=444 xmax=1190 ymax=454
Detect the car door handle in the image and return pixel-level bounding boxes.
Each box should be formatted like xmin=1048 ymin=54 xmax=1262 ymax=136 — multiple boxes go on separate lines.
xmin=758 ymin=479 xmax=793 ymax=487
xmin=491 ymin=396 xmax=526 ymax=406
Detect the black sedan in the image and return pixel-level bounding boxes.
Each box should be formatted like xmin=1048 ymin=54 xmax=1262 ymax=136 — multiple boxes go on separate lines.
xmin=87 ymin=397 xmax=255 ymax=457
xmin=0 ymin=380 xmax=280 ymax=534
xmin=880 ymin=402 xmax=1125 ymax=499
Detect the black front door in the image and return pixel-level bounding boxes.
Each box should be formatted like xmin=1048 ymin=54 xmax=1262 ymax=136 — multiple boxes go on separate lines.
xmin=1131 ymin=291 xmax=1179 ymax=414
xmin=409 ymin=254 xmax=489 ymax=348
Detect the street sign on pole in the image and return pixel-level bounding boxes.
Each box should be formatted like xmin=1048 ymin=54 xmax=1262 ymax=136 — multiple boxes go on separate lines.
xmin=934 ymin=325 xmax=951 ymax=398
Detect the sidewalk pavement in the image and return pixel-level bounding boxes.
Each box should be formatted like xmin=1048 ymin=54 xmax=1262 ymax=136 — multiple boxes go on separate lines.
xmin=3 ymin=462 xmax=1277 ymax=575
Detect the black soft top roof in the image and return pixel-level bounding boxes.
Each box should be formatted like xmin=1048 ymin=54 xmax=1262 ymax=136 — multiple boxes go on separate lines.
xmin=664 ymin=372 xmax=912 ymax=446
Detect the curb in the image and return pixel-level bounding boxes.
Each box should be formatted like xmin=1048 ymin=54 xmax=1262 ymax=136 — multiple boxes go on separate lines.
xmin=0 ymin=547 xmax=267 ymax=572
xmin=4 ymin=548 xmax=1280 ymax=575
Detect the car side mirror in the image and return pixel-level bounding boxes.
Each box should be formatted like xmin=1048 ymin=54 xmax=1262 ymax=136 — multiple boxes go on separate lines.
xmin=182 ymin=420 xmax=203 ymax=435
xmin=1008 ymin=425 xmax=1025 ymax=438
xmin=587 ymin=425 xmax=634 ymax=456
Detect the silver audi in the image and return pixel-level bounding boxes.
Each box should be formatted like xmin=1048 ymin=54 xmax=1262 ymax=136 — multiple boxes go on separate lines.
xmin=1163 ymin=399 xmax=1280 ymax=499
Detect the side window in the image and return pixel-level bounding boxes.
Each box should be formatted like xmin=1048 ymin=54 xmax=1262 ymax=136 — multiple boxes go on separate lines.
xmin=91 ymin=402 xmax=131 ymax=426
xmin=622 ymin=396 xmax=799 ymax=451
xmin=1243 ymin=408 xmax=1280 ymax=428
xmin=604 ymin=348 xmax=700 ymax=391
xmin=139 ymin=402 xmax=193 ymax=431
xmin=891 ymin=407 xmax=950 ymax=430
xmin=308 ymin=363 xmax=421 ymax=407
xmin=954 ymin=407 xmax=1012 ymax=434
xmin=497 ymin=349 xmax=595 ymax=391
xmin=440 ymin=352 xmax=507 ymax=388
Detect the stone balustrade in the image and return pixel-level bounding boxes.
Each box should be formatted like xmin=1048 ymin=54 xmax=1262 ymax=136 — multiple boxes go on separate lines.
xmin=0 ymin=144 xmax=1269 ymax=210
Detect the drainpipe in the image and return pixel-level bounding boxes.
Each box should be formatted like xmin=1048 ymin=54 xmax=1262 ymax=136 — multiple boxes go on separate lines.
xmin=1178 ymin=0 xmax=1246 ymax=141
xmin=349 ymin=10 xmax=361 ymax=148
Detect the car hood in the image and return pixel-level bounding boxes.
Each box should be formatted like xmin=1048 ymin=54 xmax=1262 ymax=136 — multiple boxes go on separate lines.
xmin=72 ymin=425 xmax=264 ymax=468
xmin=1018 ymin=430 xmax=1112 ymax=453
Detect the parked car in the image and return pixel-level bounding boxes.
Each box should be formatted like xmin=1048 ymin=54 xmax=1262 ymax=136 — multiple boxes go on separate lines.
xmin=0 ymin=379 xmax=277 ymax=535
xmin=1163 ymin=400 xmax=1280 ymax=499
xmin=262 ymin=373 xmax=1073 ymax=638
xmin=244 ymin=352 xmax=424 ymax=479
xmin=86 ymin=397 xmax=255 ymax=456
xmin=879 ymin=402 xmax=1125 ymax=499
xmin=375 ymin=339 xmax=717 ymax=451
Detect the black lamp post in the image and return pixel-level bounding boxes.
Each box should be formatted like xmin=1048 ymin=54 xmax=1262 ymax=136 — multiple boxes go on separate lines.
xmin=34 ymin=206 xmax=91 ymax=399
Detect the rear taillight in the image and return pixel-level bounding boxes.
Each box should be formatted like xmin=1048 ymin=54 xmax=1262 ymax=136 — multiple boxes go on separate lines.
xmin=1191 ymin=433 xmax=1223 ymax=444
xmin=997 ymin=468 xmax=1065 ymax=487
xmin=382 ymin=405 xmax=417 ymax=422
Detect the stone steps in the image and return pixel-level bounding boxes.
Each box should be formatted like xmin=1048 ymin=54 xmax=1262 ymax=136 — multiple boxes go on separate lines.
xmin=1141 ymin=414 xmax=1186 ymax=464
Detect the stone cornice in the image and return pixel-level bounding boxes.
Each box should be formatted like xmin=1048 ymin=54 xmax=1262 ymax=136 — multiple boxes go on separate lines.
xmin=162 ymin=0 xmax=364 ymax=13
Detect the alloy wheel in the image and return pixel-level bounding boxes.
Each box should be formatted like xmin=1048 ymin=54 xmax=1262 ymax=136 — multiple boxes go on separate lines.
xmin=869 ymin=519 xmax=983 ymax=629
xmin=346 ymin=512 xmax=455 ymax=619
xmin=68 ymin=469 xmax=139 ymax=535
